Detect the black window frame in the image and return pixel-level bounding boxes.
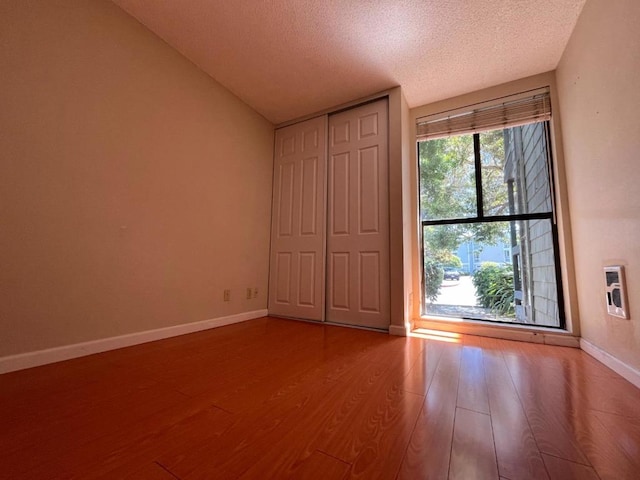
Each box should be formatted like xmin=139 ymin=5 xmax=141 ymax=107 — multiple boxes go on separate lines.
xmin=418 ymin=122 xmax=566 ymax=328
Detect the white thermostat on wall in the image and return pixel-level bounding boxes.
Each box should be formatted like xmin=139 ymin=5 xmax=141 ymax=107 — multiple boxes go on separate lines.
xmin=604 ymin=265 xmax=629 ymax=319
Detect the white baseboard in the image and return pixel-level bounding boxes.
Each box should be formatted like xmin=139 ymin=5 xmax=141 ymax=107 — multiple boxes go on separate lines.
xmin=389 ymin=324 xmax=409 ymax=336
xmin=0 ymin=309 xmax=268 ymax=375
xmin=580 ymin=338 xmax=640 ymax=389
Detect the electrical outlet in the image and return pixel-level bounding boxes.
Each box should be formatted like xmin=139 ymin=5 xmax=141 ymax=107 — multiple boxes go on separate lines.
xmin=253 ymin=287 xmax=258 ymax=298
xmin=223 ymin=289 xmax=230 ymax=302
xmin=246 ymin=288 xmax=252 ymax=300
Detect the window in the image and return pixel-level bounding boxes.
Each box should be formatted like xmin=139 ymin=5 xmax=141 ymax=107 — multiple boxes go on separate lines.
xmin=417 ymin=89 xmax=564 ymax=328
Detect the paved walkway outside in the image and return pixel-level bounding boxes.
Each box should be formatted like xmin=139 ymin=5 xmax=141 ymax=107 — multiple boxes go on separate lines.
xmin=427 ymin=276 xmax=517 ymax=323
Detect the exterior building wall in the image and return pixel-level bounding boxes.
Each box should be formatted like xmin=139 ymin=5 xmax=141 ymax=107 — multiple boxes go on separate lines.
xmin=505 ymin=122 xmax=558 ymax=326
xmin=456 ymin=241 xmax=509 ymax=274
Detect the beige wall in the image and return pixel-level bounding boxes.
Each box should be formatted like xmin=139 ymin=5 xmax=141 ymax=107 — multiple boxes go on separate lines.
xmin=388 ymin=87 xmax=407 ymax=332
xmin=556 ymin=0 xmax=640 ymax=370
xmin=0 ymin=0 xmax=274 ymax=357
xmin=400 ymin=89 xmax=414 ymax=334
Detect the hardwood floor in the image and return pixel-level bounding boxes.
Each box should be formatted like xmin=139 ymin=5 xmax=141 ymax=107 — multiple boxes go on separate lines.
xmin=1 ymin=317 xmax=639 ymax=479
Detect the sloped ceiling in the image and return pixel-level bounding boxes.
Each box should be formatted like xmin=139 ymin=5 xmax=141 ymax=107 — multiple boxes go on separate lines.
xmin=112 ymin=0 xmax=586 ymax=124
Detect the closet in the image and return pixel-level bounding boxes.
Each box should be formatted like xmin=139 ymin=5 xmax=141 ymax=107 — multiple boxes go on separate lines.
xmin=268 ymin=99 xmax=389 ymax=330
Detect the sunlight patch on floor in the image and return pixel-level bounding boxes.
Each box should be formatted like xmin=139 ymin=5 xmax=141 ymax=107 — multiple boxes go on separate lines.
xmin=410 ymin=328 xmax=461 ymax=343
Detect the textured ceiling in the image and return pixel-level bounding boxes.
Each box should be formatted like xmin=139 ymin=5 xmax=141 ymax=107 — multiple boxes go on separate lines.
xmin=112 ymin=0 xmax=586 ymax=124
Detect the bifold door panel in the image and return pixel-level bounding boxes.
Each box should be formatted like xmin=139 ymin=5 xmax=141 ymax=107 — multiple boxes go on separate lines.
xmin=326 ymin=99 xmax=390 ymax=329
xmin=268 ymin=117 xmax=326 ymax=321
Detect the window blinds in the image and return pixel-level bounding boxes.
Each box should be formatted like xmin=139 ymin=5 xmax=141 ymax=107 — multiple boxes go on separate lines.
xmin=416 ymin=88 xmax=551 ymax=141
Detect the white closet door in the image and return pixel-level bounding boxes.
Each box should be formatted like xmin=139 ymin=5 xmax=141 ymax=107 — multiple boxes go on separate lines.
xmin=268 ymin=116 xmax=326 ymax=321
xmin=326 ymin=99 xmax=390 ymax=329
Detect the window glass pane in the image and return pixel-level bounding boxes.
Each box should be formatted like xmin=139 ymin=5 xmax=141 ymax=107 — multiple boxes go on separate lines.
xmin=481 ymin=123 xmax=553 ymax=216
xmin=479 ymin=129 xmax=509 ymax=215
xmin=418 ymin=120 xmax=561 ymax=328
xmin=422 ymin=219 xmax=559 ymax=327
xmin=418 ymin=136 xmax=477 ymax=221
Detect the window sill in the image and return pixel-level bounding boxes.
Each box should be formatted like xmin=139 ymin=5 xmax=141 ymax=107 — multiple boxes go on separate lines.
xmin=414 ymin=315 xmax=578 ymax=347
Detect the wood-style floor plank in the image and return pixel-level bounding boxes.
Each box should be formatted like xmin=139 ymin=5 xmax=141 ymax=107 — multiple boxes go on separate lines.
xmin=397 ymin=343 xmax=461 ymax=480
xmin=312 ymin=368 xmax=421 ymax=464
xmin=155 ymin=328 xmax=421 ymax=479
xmin=502 ymin=348 xmax=591 ymax=465
xmin=156 ymin=368 xmax=341 ymax=479
xmin=399 ymin=340 xmax=444 ymax=396
xmin=449 ymin=407 xmax=499 ymax=480
xmin=1 ymin=378 xmax=189 ymax=479
xmin=542 ymin=453 xmax=600 ymax=480
xmin=570 ymin=407 xmax=640 ymax=480
xmin=80 ymin=404 xmax=234 ymax=479
xmin=510 ymin=345 xmax=640 ymax=479
xmin=122 ymin=462 xmax=180 ymax=480
xmin=2 ymin=317 xmax=640 ymax=479
xmin=268 ymin=450 xmax=351 ymax=480
xmin=592 ymin=411 xmax=640 ymax=464
xmin=233 ymin=346 xmax=424 ymax=480
xmin=457 ymin=345 xmax=490 ymax=414
xmin=483 ymin=346 xmax=548 ymax=480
